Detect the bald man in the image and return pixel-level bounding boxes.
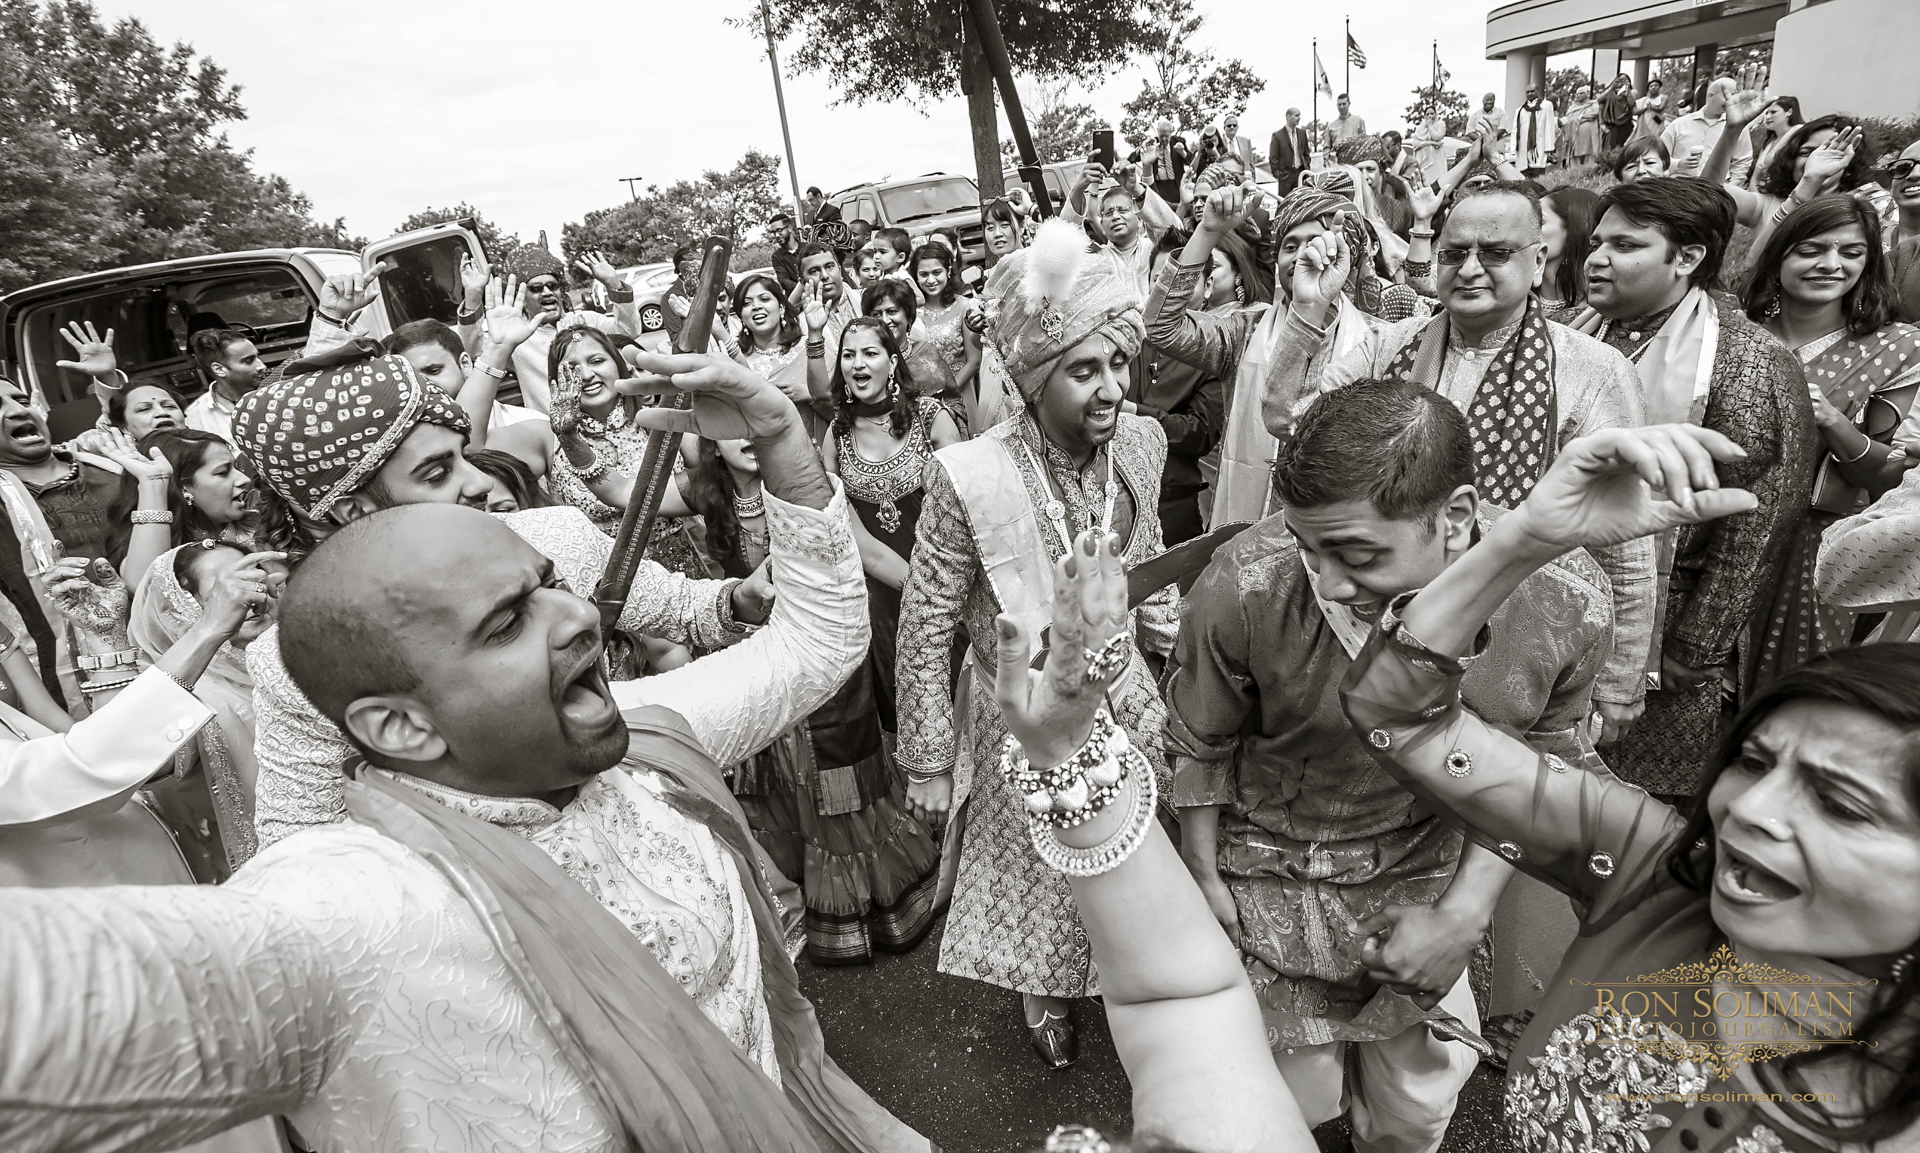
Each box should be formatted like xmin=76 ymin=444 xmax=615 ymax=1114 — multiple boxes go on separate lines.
xmin=0 ymin=362 xmax=930 ymax=1152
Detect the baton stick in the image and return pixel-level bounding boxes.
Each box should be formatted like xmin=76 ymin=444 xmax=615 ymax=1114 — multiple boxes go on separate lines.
xmin=594 ymin=235 xmax=732 ymax=633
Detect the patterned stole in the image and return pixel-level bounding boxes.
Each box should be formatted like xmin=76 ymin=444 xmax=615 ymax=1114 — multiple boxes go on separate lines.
xmin=1383 ymin=300 xmax=1559 ymax=509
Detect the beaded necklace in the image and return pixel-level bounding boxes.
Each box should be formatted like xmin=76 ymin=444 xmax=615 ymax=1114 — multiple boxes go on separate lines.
xmin=1016 ymin=435 xmax=1115 ymax=554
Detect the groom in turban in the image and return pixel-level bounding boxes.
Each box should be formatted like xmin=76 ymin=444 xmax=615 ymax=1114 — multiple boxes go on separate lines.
xmin=893 ymin=217 xmax=1180 ymax=1068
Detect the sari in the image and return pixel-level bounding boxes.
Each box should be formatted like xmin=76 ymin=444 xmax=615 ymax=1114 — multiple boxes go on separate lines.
xmin=1745 ymin=322 xmax=1920 ymax=689
xmin=128 ymin=544 xmax=261 ymax=877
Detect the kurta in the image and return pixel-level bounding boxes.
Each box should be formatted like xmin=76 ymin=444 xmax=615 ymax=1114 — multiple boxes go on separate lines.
xmin=896 ymin=411 xmax=1179 ymax=997
xmin=1164 ymin=510 xmax=1613 ymax=1048
xmin=1606 ymin=308 xmax=1819 ymax=795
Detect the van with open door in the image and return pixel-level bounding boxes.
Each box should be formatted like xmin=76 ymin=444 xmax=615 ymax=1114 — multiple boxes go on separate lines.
xmin=0 ymin=221 xmax=488 ymax=441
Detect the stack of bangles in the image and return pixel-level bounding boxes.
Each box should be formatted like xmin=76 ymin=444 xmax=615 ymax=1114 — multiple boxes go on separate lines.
xmin=76 ymin=648 xmax=139 ymax=695
xmin=1001 ymin=704 xmax=1158 ymax=877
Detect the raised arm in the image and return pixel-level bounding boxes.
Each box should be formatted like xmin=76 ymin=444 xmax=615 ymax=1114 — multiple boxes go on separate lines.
xmin=994 ymin=531 xmax=1312 ymax=1152
xmin=575 ymin=250 xmax=639 ymax=336
xmin=1343 ymin=426 xmax=1753 ymax=903
xmin=1144 ymin=185 xmax=1266 ymax=376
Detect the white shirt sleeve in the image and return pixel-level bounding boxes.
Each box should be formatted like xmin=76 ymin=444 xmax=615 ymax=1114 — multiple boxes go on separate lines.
xmin=610 ymin=479 xmax=868 ymax=769
xmin=0 ymin=668 xmax=212 ymax=828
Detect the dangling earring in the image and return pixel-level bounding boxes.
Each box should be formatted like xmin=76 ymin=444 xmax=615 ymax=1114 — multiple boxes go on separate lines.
xmin=1763 ymin=276 xmax=1783 ymax=321
xmin=886 ymin=358 xmax=900 ymax=401
xmin=183 ymin=492 xmax=195 ymax=507
xmin=1894 ymin=951 xmax=1914 ymax=984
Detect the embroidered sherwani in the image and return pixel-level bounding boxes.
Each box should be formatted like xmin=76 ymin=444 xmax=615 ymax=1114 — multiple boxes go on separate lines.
xmin=1164 ymin=511 xmax=1613 ymax=1049
xmin=0 ymin=486 xmax=885 ymax=1153
xmin=250 ymin=503 xmax=746 ymax=849
xmin=896 ymin=412 xmax=1178 ymax=997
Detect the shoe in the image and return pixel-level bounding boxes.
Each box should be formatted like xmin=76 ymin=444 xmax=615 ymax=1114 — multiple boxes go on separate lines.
xmin=1026 ymin=1007 xmax=1077 ymax=1069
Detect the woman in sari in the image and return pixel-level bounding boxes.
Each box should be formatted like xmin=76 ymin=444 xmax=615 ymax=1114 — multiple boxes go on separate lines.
xmin=909 ymin=242 xmax=979 ymax=404
xmin=1338 ymin=421 xmax=1920 ymax=1152
xmin=128 ymin=541 xmax=281 ymax=879
xmin=1742 ymin=194 xmax=1920 ymax=688
xmin=685 ymin=408 xmax=943 ymax=966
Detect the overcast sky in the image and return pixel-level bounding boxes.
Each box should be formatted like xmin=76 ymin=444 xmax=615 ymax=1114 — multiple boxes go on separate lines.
xmin=117 ymin=0 xmax=1520 ymax=248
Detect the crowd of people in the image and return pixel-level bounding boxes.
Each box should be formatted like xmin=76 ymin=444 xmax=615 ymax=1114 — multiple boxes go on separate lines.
xmin=1 ymin=53 xmax=1919 ymax=1153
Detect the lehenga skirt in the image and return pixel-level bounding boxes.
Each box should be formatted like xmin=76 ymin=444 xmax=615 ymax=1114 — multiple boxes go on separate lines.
xmin=733 ymin=658 xmax=941 ymax=966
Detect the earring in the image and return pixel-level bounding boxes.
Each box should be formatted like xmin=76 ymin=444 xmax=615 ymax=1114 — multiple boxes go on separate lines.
xmin=1894 ymin=951 xmax=1914 ymax=984
xmin=183 ymin=492 xmax=195 ymax=506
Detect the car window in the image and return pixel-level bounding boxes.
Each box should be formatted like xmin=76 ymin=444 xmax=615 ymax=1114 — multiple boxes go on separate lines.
xmin=18 ymin=265 xmax=314 ymax=408
xmin=878 ymin=177 xmax=980 ymax=224
xmin=373 ymin=235 xmax=470 ymax=327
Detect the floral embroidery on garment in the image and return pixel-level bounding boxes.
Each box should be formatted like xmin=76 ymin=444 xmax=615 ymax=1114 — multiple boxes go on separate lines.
xmin=1506 ymin=1010 xmax=1710 ymax=1153
xmin=1732 ymin=1124 xmax=1787 ymax=1153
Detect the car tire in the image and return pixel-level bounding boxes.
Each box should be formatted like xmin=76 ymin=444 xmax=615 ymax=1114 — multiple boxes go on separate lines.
xmin=639 ymin=303 xmax=665 ymax=332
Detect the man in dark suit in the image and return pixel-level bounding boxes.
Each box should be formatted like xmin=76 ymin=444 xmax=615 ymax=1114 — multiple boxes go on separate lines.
xmin=802 ymin=186 xmax=841 ymax=229
xmin=1268 ymin=107 xmax=1310 ymax=195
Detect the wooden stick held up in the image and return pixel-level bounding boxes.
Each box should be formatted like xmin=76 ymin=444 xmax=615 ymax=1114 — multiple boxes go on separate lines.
xmin=594 ymin=235 xmax=732 ymax=633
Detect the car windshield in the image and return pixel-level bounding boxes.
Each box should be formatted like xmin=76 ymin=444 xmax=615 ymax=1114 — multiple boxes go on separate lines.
xmin=878 ymin=177 xmax=980 ymax=223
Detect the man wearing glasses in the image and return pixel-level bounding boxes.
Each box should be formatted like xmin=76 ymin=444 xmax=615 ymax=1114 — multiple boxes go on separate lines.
xmin=1221 ymin=114 xmax=1255 ymax=173
xmin=1095 ymin=185 xmax=1154 ymax=297
xmin=1260 ymin=181 xmax=1656 ymax=748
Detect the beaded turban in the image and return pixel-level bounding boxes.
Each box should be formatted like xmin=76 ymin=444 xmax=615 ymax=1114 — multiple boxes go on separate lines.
xmin=232 ymin=353 xmax=470 ymax=519
xmin=982 ymin=217 xmax=1145 ymax=401
xmin=504 ymin=243 xmax=567 ymax=283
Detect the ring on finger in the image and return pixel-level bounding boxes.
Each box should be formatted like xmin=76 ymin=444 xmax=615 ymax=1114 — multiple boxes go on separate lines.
xmin=1081 ymin=631 xmax=1130 ymax=684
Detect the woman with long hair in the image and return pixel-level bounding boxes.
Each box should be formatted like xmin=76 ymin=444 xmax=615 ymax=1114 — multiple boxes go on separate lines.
xmin=136 ymin=428 xmax=256 ymax=549
xmin=1337 ymin=421 xmax=1920 ymax=1152
xmin=861 ymin=278 xmax=968 ymax=433
xmin=1539 ymin=186 xmax=1602 ymax=323
xmin=909 ymin=242 xmax=981 ymax=402
xmin=685 ymin=410 xmax=945 ymax=966
xmin=732 ymin=271 xmax=832 ymax=438
xmin=1747 ymin=95 xmax=1804 ymax=187
xmin=128 ymin=540 xmax=282 ymax=880
xmin=543 ymin=325 xmax=713 ymax=581
xmin=1706 ymin=105 xmax=1898 ymax=253
xmin=1740 ymin=194 xmax=1920 ymax=686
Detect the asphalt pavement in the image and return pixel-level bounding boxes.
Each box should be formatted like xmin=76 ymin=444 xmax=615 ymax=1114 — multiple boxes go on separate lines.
xmin=798 ymin=915 xmax=1508 ymax=1153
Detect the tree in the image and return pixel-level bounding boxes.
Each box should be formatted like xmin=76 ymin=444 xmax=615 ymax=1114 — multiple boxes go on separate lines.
xmin=395 ymin=204 xmax=521 ymax=259
xmin=749 ymin=0 xmax=1153 ymax=198
xmin=0 ymin=1 xmax=353 ymax=289
xmin=1543 ymin=66 xmax=1589 ymax=116
xmin=561 ymin=150 xmax=786 ymax=269
xmin=1000 ymin=80 xmax=1102 ymax=166
xmin=1406 ymin=60 xmax=1471 ymax=137
xmin=1117 ymin=0 xmax=1265 ymax=150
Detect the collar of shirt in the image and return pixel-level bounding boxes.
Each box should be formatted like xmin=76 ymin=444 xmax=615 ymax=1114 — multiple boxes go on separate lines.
xmin=1451 ymin=314 xmax=1525 ymax=354
xmin=191 ymin=389 xmax=236 ymax=415
xmin=1601 ymin=300 xmax=1682 ymax=358
xmin=369 ymin=766 xmax=566 ymax=833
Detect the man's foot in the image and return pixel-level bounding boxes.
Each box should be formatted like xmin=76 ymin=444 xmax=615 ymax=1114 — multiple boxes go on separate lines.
xmin=1022 ymin=993 xmax=1076 ymax=1069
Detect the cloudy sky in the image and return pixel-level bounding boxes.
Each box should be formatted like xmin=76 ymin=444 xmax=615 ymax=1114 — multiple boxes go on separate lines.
xmin=117 ymin=0 xmax=1523 ymax=247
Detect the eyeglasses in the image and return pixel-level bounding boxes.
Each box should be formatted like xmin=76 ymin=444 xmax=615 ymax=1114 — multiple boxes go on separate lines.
xmin=1892 ymin=159 xmax=1919 ymax=180
xmin=1434 ymin=245 xmax=1532 ymax=267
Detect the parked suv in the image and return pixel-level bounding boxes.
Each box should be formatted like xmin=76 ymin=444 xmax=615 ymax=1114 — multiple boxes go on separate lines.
xmin=827 ymin=173 xmax=985 ymax=265
xmin=0 ymin=223 xmax=487 ymax=440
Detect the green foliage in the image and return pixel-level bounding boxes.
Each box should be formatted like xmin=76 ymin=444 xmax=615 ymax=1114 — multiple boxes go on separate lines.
xmin=394 ymin=204 xmax=521 ymax=260
xmin=1543 ymin=66 xmax=1589 ymax=117
xmin=1406 ymin=70 xmax=1470 ymax=138
xmin=1116 ymin=0 xmax=1264 ymax=150
xmin=561 ymin=150 xmax=787 ymax=268
xmin=0 ymin=1 xmax=351 ymax=292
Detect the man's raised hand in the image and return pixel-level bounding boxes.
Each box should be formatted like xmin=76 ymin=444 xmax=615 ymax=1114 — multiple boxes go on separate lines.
xmin=1198 ymin=183 xmax=1262 ymax=238
xmin=484 ymin=275 xmax=544 ymax=349
xmin=627 ymin=349 xmax=799 ymax=444
xmin=1290 ymin=225 xmax=1352 ymax=313
xmin=55 ymin=321 xmax=118 ymax=379
xmin=319 ymin=260 xmax=393 ymax=321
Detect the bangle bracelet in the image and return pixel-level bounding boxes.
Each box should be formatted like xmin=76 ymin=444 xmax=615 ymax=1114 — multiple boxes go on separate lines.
xmin=903 ymin=765 xmax=953 ymax=784
xmin=316 ymin=310 xmax=351 ymax=328
xmin=1409 ymin=227 xmax=1435 ymax=239
xmin=571 ymin=452 xmax=609 ymax=482
xmin=77 ymin=648 xmax=139 ymax=671
xmin=456 ymin=306 xmax=484 ymax=324
xmin=1837 ymin=432 xmax=1877 ymax=464
xmin=475 ymin=361 xmax=510 ymax=381
xmin=80 ymin=672 xmax=139 ymax=694
xmin=1028 ymin=746 xmax=1158 ymax=877
xmin=130 ymin=509 xmax=173 ymax=525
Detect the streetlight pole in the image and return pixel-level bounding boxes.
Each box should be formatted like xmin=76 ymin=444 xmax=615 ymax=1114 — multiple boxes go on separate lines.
xmin=619 ymin=176 xmax=646 ymax=202
xmin=760 ymin=0 xmax=805 ymax=222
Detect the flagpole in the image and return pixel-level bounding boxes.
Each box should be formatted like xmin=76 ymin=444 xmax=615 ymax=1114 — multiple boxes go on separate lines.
xmin=1345 ymin=17 xmax=1351 ymax=105
xmin=1311 ymin=39 xmax=1319 ymax=156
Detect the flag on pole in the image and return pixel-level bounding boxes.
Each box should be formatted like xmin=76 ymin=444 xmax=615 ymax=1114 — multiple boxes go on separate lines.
xmin=1315 ymin=46 xmax=1333 ymax=96
xmin=1432 ymin=42 xmax=1443 ymax=90
xmin=1347 ymin=31 xmax=1367 ymax=69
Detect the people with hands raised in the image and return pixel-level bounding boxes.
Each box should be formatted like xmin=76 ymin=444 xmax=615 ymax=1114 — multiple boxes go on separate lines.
xmin=55 ymin=321 xmax=126 ymax=399
xmin=314 ymin=260 xmax=394 ymax=332
xmin=94 ymin=426 xmax=176 ymax=587
xmin=1704 ymin=99 xmax=1882 ymax=247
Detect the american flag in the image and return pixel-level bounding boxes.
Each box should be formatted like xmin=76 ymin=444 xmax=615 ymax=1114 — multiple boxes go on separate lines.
xmin=1347 ymin=32 xmax=1367 ymax=70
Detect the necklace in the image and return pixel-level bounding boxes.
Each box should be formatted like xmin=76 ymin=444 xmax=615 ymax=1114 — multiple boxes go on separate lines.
xmin=1016 ymin=434 xmax=1116 ymax=554
xmin=733 ymin=488 xmax=766 ymax=520
xmin=578 ymin=400 xmax=630 ymax=439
